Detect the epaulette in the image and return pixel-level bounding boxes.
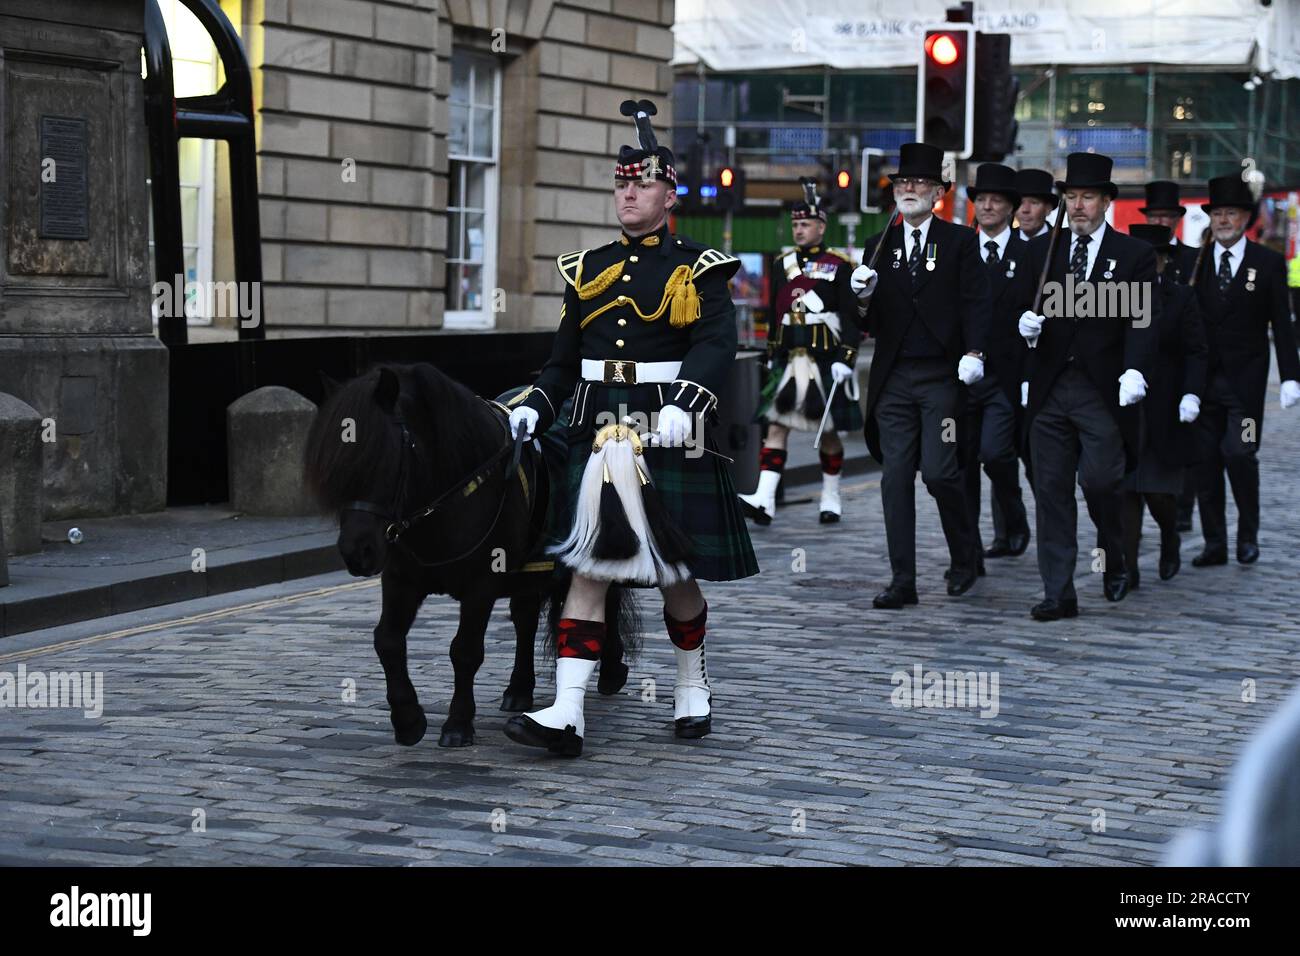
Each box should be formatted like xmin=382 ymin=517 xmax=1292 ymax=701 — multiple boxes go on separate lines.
xmin=556 ymin=241 xmax=620 ymax=288
xmin=828 ymin=249 xmax=851 ymax=262
xmin=691 ymin=248 xmax=739 ymax=280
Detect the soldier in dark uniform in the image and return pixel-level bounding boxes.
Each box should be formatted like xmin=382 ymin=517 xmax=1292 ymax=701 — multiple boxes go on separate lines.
xmin=963 ymin=163 xmax=1035 ymax=566
xmin=1139 ymin=180 xmax=1201 ymax=283
xmin=1018 ymin=152 xmax=1157 ymax=620
xmin=1015 ymin=168 xmax=1056 ymax=241
xmin=739 ymin=178 xmax=866 ymax=525
xmin=860 ymin=142 xmax=991 ymax=609
xmin=503 ymin=101 xmax=757 ymax=756
xmin=1189 ymin=175 xmax=1300 ymax=568
xmin=1114 ymin=224 xmax=1207 ymax=586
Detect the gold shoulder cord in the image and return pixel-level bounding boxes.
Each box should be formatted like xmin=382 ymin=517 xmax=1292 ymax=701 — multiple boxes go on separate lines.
xmin=579 ymin=264 xmax=699 ymax=330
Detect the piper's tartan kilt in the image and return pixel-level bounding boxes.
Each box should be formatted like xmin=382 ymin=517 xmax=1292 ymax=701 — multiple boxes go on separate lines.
xmin=756 ymin=342 xmax=864 ymax=433
xmin=548 ymin=382 xmax=758 ymax=584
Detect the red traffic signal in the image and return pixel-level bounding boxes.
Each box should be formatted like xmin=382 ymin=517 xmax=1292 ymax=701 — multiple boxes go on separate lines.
xmin=926 ymin=33 xmax=960 ymax=66
xmin=836 ymin=169 xmax=852 ymax=190
xmin=716 ymin=165 xmax=745 ymax=212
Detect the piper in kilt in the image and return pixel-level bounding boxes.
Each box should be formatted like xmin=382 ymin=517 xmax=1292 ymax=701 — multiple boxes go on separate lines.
xmin=502 ymin=99 xmax=757 ymax=757
xmin=739 ymin=178 xmax=867 ymax=525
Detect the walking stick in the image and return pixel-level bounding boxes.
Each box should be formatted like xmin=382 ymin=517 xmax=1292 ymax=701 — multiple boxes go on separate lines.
xmin=1187 ymin=225 xmax=1213 ymax=288
xmin=812 ymin=378 xmax=840 ymax=450
xmin=1031 ymin=196 xmax=1069 ymax=314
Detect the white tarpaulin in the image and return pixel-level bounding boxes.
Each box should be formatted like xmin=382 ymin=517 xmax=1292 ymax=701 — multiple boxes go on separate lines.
xmin=673 ymin=0 xmax=1300 ymax=80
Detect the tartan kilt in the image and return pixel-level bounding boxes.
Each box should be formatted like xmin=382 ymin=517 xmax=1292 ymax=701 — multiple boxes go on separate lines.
xmin=545 ymin=382 xmax=759 ymax=584
xmin=755 ymin=348 xmax=864 ymax=433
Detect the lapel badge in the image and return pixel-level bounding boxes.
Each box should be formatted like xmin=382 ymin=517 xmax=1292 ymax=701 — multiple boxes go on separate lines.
xmin=1103 ymin=258 xmax=1116 ymax=280
xmin=1245 ymin=267 xmax=1257 ymax=291
xmin=892 ymin=247 xmax=902 ymax=269
xmin=1006 ymin=257 xmax=1016 ymax=274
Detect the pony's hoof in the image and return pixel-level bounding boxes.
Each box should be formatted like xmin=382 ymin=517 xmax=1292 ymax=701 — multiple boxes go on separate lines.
xmin=438 ymin=722 xmax=475 ymax=748
xmin=597 ymin=661 xmax=629 ymax=696
xmin=500 ymin=689 xmax=534 ymax=712
xmin=392 ymin=706 xmax=427 ymax=746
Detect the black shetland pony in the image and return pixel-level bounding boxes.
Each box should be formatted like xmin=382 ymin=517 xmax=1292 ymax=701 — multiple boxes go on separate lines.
xmin=303 ymin=363 xmax=634 ymax=748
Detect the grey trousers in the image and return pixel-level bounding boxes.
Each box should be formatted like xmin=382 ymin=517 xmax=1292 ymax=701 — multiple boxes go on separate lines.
xmin=964 ymin=373 xmax=1029 ymax=550
xmin=1193 ymin=371 xmax=1259 ymax=550
xmin=876 ymin=357 xmax=978 ymax=588
xmin=1030 ymin=365 xmax=1126 ymax=601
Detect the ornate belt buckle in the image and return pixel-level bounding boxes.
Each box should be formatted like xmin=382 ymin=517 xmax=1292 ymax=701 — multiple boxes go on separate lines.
xmin=603 ymin=359 xmax=636 ymax=385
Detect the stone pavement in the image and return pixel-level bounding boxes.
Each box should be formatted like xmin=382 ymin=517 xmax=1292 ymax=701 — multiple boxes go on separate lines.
xmin=1 ymin=383 xmax=1298 ymax=866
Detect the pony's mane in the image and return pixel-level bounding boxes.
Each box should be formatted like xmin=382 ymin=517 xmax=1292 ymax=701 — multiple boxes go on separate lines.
xmin=303 ymin=363 xmax=500 ymax=513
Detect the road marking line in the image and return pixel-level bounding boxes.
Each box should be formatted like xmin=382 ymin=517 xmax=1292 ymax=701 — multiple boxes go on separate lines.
xmin=0 ymin=578 xmax=379 ymax=665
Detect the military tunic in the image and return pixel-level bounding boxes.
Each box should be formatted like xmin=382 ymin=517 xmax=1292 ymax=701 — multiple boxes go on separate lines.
xmin=520 ymin=222 xmax=759 ymax=583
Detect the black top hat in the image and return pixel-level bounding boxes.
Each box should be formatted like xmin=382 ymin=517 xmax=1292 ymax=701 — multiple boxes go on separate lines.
xmin=1139 ymin=180 xmax=1186 ymax=216
xmin=615 ymin=99 xmax=676 ymax=185
xmin=1055 ymin=152 xmax=1118 ymax=199
xmin=1128 ymin=223 xmax=1174 ymax=251
xmin=1201 ymin=175 xmax=1257 ymax=213
xmin=889 ymin=142 xmax=950 ymax=192
xmin=1015 ymin=168 xmax=1055 ymax=201
xmin=966 ymin=163 xmax=1021 ymax=207
xmin=790 ymin=177 xmax=827 ymax=222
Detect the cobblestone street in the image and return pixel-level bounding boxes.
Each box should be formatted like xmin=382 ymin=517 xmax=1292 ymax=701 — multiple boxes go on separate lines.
xmin=2 ymin=383 xmax=1299 ymax=867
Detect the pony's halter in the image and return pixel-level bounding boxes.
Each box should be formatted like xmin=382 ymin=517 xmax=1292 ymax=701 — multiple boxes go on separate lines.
xmin=340 ymin=409 xmax=416 ymax=542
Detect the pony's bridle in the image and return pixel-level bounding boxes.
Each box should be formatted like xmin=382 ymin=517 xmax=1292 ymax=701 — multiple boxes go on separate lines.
xmin=340 ymin=400 xmax=524 ymax=569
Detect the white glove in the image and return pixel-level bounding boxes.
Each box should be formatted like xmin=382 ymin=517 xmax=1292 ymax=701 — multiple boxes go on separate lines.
xmin=509 ymin=405 xmax=539 ymax=439
xmin=831 ymin=362 xmax=853 ymax=385
xmin=1178 ymin=393 xmax=1201 ymax=423
xmin=1018 ymin=310 xmax=1044 ymax=348
xmin=1118 ymin=369 xmax=1148 ymax=407
xmin=1020 ymin=381 xmax=1029 ymax=407
xmin=957 ymin=355 xmax=984 ymax=386
xmin=797 ymin=289 xmax=825 ymax=313
xmin=850 ymin=265 xmax=878 ymax=299
xmin=655 ymin=404 xmax=693 ymax=448
xmin=1281 ymin=380 xmax=1300 ymax=409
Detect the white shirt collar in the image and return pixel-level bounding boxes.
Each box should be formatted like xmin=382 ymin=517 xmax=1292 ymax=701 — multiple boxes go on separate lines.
xmin=978 ymin=227 xmax=1011 ymax=260
xmin=1214 ymin=233 xmax=1247 ymax=263
xmin=904 ymin=215 xmax=933 ymax=253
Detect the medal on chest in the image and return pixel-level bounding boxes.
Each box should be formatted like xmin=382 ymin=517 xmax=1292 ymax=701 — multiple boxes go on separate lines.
xmin=1103 ymin=258 xmax=1116 ymax=280
xmin=925 ymin=243 xmax=937 ymax=271
xmin=1245 ymin=267 xmax=1257 ymax=292
xmin=892 ymin=247 xmax=902 ymax=270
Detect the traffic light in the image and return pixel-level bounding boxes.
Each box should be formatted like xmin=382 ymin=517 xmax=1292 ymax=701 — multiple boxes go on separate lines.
xmin=860 ymin=147 xmax=889 ymax=213
xmin=715 ymin=165 xmax=745 ymax=212
xmin=972 ymin=32 xmax=1019 ymax=162
xmin=917 ymin=24 xmax=975 ymax=157
xmin=832 ymin=167 xmax=854 ymax=212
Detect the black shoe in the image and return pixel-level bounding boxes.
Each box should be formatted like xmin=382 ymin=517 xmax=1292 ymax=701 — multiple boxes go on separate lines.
xmin=819 ymin=510 xmax=841 ymax=524
xmin=1031 ymin=598 xmax=1079 ymax=621
xmin=944 ymin=559 xmax=986 ymax=580
xmin=1159 ymin=532 xmax=1181 ymax=581
xmin=1103 ymin=570 xmax=1130 ymax=602
xmin=1237 ymin=542 xmax=1260 ymax=564
xmin=1192 ymin=547 xmax=1228 ymax=567
xmin=739 ymin=499 xmax=773 ymax=526
xmin=947 ymin=566 xmax=979 ymax=596
xmin=1007 ymin=528 xmax=1031 ymax=556
xmin=503 ymin=715 xmax=583 ymax=757
xmin=675 ymin=714 xmax=712 ymax=739
xmin=873 ymin=585 xmax=919 ymax=609
xmin=984 ymin=538 xmax=1012 ymax=558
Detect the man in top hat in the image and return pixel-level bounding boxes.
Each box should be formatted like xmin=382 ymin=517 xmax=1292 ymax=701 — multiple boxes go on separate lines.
xmin=1139 ymin=180 xmax=1201 ymax=284
xmin=739 ymin=177 xmax=866 ymax=525
xmin=1140 ymin=179 xmax=1203 ymax=530
xmin=504 ymin=100 xmax=758 ymax=756
xmin=963 ymin=163 xmax=1036 ymax=565
xmin=1015 ymin=168 xmax=1056 ymax=242
xmin=1017 ymin=152 xmax=1158 ymax=620
xmin=1187 ymin=174 xmax=1300 ymax=568
xmin=859 ymin=142 xmax=991 ymax=609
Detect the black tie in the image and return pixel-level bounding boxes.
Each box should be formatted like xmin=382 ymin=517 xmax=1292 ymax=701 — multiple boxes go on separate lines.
xmin=1070 ymin=233 xmax=1090 ymax=283
xmin=985 ymin=240 xmax=1000 ymax=267
xmin=1218 ymin=250 xmax=1233 ymax=294
xmin=907 ymin=229 xmax=923 ymax=275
